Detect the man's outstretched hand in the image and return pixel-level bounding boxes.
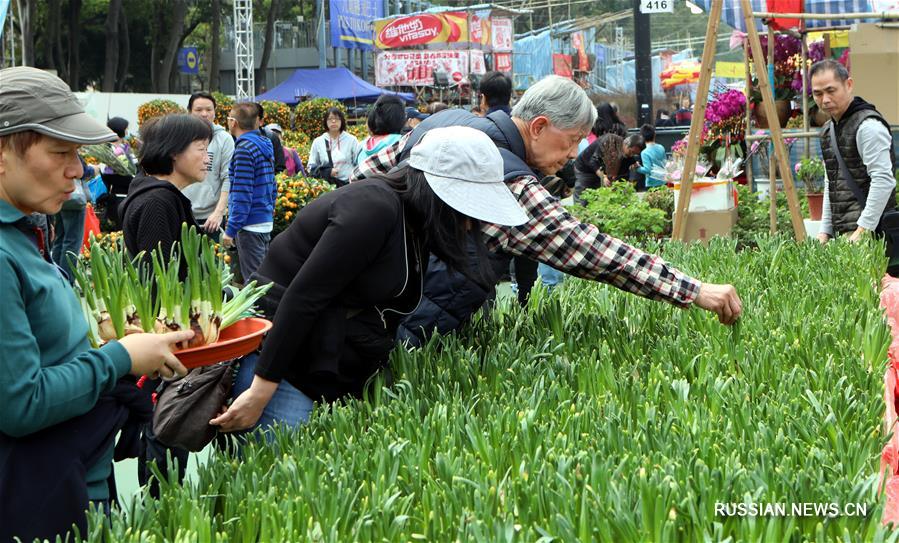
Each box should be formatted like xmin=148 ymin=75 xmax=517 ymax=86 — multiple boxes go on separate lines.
xmin=694 ymin=283 xmax=742 ymax=325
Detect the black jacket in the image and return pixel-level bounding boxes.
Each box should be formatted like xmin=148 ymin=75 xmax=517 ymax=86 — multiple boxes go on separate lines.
xmin=820 ymin=97 xmax=897 ymax=234
xmin=261 ymin=128 xmax=287 ymax=174
xmin=120 ymin=175 xmax=198 ymax=261
xmin=390 ymin=110 xmax=538 ymax=345
xmin=251 ymin=178 xmax=426 ymax=401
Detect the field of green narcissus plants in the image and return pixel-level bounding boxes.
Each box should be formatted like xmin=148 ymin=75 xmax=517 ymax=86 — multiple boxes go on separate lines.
xmin=86 ymin=237 xmax=899 ymax=542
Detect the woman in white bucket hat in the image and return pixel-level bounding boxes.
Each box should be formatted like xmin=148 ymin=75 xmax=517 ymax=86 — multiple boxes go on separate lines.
xmin=212 ymin=125 xmax=527 ymax=433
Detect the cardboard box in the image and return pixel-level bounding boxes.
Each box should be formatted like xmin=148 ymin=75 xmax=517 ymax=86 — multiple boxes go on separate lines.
xmin=850 ymin=24 xmax=899 ymax=125
xmin=672 ymin=180 xmax=735 ymax=212
xmin=683 ymin=207 xmax=738 ymax=244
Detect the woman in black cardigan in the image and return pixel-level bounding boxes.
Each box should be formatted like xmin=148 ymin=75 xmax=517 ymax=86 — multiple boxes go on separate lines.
xmin=117 ymin=113 xmax=212 ymax=495
xmin=211 ymin=126 xmax=528 ymax=432
xmin=120 ymin=114 xmax=212 ymax=261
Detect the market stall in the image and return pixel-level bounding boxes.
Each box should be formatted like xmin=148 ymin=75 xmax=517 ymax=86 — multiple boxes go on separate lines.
xmin=371 ymin=4 xmax=526 ymax=103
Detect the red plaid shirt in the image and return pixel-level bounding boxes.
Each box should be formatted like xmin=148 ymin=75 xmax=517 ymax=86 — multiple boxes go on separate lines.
xmin=351 ymin=133 xmax=701 ymax=307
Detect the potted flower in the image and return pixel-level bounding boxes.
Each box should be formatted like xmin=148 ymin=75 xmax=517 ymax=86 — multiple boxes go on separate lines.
xmin=795 ymin=157 xmax=825 ymax=220
xmin=701 ymin=88 xmax=747 ymax=172
xmin=748 ymin=33 xmax=801 ymax=128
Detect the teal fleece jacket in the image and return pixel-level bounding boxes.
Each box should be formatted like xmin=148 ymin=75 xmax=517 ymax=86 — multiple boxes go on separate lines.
xmin=0 ymin=199 xmax=131 ymax=498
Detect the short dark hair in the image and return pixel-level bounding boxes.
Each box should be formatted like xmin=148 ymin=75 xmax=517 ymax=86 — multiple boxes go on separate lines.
xmin=640 ymin=123 xmax=655 ymax=142
xmin=106 ymin=117 xmax=129 ymax=139
xmin=623 ymin=134 xmax=645 ymax=151
xmin=479 ymin=71 xmax=513 ymax=108
xmin=0 ymin=131 xmax=43 ymax=157
xmin=254 ymin=102 xmax=266 ymax=121
xmin=188 ymin=91 xmax=217 ymax=112
xmin=367 ymin=95 xmax=406 ymax=135
xmin=230 ymin=102 xmax=258 ymax=131
xmin=810 ymin=59 xmax=850 ymax=83
xmin=323 ymin=107 xmax=347 ymax=133
xmin=139 ymin=114 xmax=212 ymax=175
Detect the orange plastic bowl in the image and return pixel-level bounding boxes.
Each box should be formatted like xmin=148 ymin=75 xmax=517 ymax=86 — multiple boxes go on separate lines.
xmin=174 ymin=317 xmax=272 ymax=369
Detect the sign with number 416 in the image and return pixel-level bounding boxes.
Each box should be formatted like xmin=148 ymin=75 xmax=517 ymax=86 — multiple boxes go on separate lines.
xmin=640 ymin=0 xmax=674 ymax=13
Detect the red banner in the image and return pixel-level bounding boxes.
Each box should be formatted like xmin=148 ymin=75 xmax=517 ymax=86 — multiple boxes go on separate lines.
xmin=553 ymin=54 xmax=572 ymax=78
xmin=469 ymin=11 xmax=491 ymax=46
xmin=768 ymin=0 xmax=803 ymax=30
xmin=571 ymin=32 xmax=589 ymax=72
xmin=494 ymin=52 xmax=512 ymax=73
xmin=374 ymin=12 xmax=469 ymax=49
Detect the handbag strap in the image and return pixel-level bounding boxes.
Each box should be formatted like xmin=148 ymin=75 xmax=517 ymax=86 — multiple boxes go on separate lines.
xmin=325 ymin=138 xmax=333 ymax=165
xmin=828 ymin=123 xmax=868 ymax=208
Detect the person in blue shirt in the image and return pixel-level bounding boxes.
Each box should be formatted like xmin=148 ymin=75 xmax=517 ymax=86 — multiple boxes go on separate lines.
xmin=636 ymin=124 xmax=667 ymax=189
xmin=224 ymin=102 xmax=278 ymax=282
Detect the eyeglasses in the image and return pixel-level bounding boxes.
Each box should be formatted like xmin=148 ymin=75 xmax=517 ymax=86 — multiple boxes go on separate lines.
xmin=227 ymin=116 xmax=236 ymax=122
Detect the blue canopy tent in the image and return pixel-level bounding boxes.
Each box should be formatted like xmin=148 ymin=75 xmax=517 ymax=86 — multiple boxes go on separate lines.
xmin=257 ymin=67 xmax=414 ymax=105
xmin=693 ymin=0 xmax=881 ymax=31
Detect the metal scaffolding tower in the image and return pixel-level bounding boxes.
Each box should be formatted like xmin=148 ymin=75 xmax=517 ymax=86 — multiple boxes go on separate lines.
xmin=233 ymin=0 xmax=255 ymax=100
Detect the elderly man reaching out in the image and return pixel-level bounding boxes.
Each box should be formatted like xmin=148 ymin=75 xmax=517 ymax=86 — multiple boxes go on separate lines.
xmin=352 ymin=75 xmax=742 ymax=344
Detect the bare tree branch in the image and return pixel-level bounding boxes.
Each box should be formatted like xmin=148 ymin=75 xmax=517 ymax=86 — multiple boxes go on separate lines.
xmin=255 ymin=0 xmax=282 ymax=94
xmin=208 ymin=0 xmax=222 ymax=91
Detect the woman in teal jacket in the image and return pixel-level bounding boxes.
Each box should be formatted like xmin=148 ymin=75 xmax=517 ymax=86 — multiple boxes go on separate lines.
xmin=0 ymin=67 xmax=191 ymax=542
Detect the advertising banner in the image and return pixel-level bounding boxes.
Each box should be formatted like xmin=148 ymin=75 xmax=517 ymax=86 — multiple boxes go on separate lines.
xmin=469 ymin=10 xmax=492 ymax=47
xmin=571 ymin=32 xmax=589 ymax=71
xmin=494 ymin=52 xmax=513 ymax=73
xmin=376 ymin=50 xmax=486 ymax=86
xmin=491 ymin=17 xmax=513 ymax=51
xmin=552 ymin=54 xmax=573 ymax=78
xmin=374 ymin=12 xmax=469 ymax=49
xmin=330 ymin=0 xmax=384 ymax=50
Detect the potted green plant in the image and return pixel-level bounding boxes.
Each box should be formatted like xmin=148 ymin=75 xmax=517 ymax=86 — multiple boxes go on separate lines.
xmin=795 ymin=157 xmax=825 ymax=220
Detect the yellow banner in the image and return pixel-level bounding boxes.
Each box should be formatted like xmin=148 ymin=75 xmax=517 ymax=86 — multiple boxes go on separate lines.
xmin=808 ymin=30 xmax=849 ymax=48
xmin=715 ymin=61 xmax=744 ymax=79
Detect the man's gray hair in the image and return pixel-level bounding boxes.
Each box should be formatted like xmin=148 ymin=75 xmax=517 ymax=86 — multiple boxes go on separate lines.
xmin=512 ymin=75 xmax=597 ymax=131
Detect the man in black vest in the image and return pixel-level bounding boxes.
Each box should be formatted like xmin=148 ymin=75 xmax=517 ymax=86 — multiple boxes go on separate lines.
xmin=812 ymin=59 xmax=897 ymax=243
xmin=353 ymin=75 xmax=743 ymax=345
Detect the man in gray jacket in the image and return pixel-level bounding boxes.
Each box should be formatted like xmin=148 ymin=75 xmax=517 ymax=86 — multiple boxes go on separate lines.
xmin=183 ymin=91 xmax=234 ymax=241
xmin=812 ymin=59 xmax=897 ymax=243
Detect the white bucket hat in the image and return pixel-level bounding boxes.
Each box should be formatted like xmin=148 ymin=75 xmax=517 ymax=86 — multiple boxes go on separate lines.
xmin=407 ymin=126 xmax=528 ymax=227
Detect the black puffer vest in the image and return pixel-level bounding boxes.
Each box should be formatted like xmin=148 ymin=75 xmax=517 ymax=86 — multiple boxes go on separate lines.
xmin=820 ymin=98 xmax=896 ymax=234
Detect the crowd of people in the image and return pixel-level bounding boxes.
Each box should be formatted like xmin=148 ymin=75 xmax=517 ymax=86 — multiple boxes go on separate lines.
xmin=9 ymin=56 xmax=895 ymax=541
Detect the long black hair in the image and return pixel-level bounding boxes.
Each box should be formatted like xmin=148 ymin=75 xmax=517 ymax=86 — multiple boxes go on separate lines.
xmin=382 ymin=166 xmax=495 ymax=289
xmin=593 ymin=102 xmax=627 ymax=138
